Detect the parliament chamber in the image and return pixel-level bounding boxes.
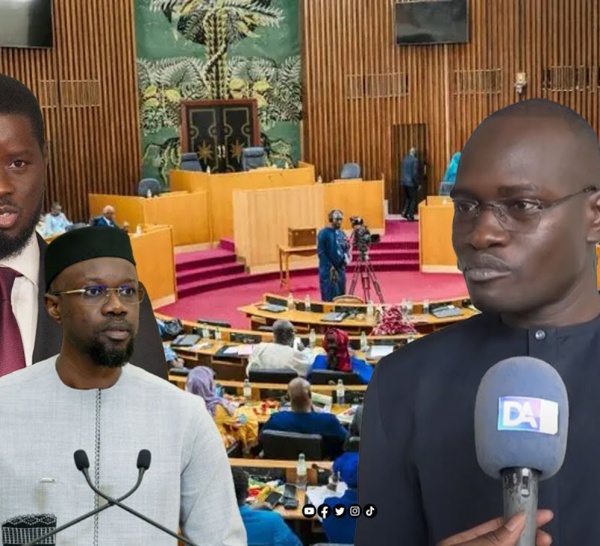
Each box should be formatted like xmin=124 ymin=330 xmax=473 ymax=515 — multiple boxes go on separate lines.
xmin=4 ymin=0 xmax=600 ymax=544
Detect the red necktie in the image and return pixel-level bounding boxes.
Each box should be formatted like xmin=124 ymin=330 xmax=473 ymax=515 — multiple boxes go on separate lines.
xmin=0 ymin=267 xmax=27 ymax=376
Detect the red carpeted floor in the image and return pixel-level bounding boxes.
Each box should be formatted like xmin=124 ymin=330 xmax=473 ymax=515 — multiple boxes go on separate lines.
xmin=156 ymin=219 xmax=467 ymax=328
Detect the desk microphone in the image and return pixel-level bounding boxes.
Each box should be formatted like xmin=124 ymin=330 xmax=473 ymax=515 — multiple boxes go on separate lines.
xmin=24 ymin=449 xmax=151 ymax=545
xmin=474 ymin=356 xmax=569 ymax=546
xmin=74 ymin=449 xmax=198 ymax=546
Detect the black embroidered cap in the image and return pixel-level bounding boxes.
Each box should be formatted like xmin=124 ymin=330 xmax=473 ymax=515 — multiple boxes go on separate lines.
xmin=44 ymin=226 xmax=136 ymax=290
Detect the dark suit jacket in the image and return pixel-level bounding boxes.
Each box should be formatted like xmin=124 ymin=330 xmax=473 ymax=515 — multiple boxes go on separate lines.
xmin=95 ymin=216 xmax=117 ymax=228
xmin=34 ymin=236 xmax=168 ymax=379
xmin=400 ymin=154 xmax=421 ymax=188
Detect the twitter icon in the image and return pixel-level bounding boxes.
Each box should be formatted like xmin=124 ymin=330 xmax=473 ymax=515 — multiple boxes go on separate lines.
xmin=333 ymin=504 xmax=346 ymax=517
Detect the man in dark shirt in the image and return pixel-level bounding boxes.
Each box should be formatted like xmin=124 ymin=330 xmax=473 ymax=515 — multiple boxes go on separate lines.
xmin=400 ymin=147 xmax=421 ymax=221
xmin=261 ymin=378 xmax=348 ymax=460
xmin=357 ymin=99 xmax=600 ymax=545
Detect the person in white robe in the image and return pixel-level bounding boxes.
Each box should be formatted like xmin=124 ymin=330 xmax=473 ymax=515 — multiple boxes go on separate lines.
xmin=0 ymin=226 xmax=246 ymax=546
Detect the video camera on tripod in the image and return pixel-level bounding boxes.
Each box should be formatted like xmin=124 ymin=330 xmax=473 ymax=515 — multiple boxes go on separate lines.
xmin=350 ymin=216 xmax=381 ymax=258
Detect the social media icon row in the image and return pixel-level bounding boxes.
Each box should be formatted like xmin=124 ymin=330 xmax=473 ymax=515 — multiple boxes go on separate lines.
xmin=302 ymin=503 xmax=377 ymax=519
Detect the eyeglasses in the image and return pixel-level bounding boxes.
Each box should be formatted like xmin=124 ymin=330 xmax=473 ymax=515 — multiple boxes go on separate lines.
xmin=51 ymin=284 xmax=145 ymax=305
xmin=452 ymin=186 xmax=597 ymax=234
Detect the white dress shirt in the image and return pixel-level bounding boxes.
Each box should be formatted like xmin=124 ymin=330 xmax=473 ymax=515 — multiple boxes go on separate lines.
xmin=0 ymin=234 xmax=39 ymax=367
xmin=246 ymin=342 xmax=314 ymax=377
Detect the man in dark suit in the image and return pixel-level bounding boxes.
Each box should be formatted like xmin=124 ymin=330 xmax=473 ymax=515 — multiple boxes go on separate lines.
xmin=0 ymin=73 xmax=167 ymax=379
xmin=400 ymin=147 xmax=422 ymax=221
xmin=95 ymin=205 xmax=118 ymax=228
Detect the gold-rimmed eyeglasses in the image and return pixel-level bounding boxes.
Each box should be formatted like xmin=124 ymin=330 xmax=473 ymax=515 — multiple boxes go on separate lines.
xmin=51 ymin=284 xmax=145 ymax=306
xmin=452 ymin=186 xmax=597 ymax=234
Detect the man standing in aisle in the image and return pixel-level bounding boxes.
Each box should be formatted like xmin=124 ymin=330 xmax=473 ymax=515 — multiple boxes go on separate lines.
xmin=0 ymin=73 xmax=166 ymax=379
xmin=317 ymin=209 xmax=351 ymax=301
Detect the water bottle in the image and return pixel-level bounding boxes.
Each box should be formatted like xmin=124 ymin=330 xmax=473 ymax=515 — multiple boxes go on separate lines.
xmin=366 ymin=300 xmax=374 ymax=318
xmin=201 ymin=323 xmax=210 ymax=339
xmin=135 ymin=224 xmax=143 ymax=236
xmin=215 ymin=327 xmax=222 ymax=341
xmin=401 ymin=298 xmax=408 ymax=314
xmin=146 ymin=188 xmax=152 ymax=198
xmin=296 ymin=453 xmax=307 ymax=490
xmin=317 ymin=175 xmax=323 ymax=183
xmin=422 ymin=298 xmax=430 ymax=314
xmin=308 ymin=328 xmax=316 ymax=349
xmin=243 ymin=379 xmax=252 ymax=402
xmin=215 ymin=384 xmax=223 ymax=397
xmin=287 ymin=293 xmax=295 ymax=310
xmin=406 ymin=299 xmax=414 ymax=314
xmin=360 ymin=331 xmax=369 ymax=352
xmin=407 ymin=335 xmax=415 ymax=344
xmin=336 ymin=379 xmax=345 ymax=406
xmin=206 ymin=165 xmax=211 ymax=174
xmin=304 ymin=294 xmax=311 ymax=313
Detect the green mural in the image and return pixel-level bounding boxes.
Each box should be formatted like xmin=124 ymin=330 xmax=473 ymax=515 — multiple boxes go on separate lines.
xmin=135 ymin=0 xmax=301 ymax=186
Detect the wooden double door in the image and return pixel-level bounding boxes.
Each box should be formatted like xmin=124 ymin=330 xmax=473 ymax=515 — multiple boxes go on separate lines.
xmin=181 ymin=99 xmax=260 ymax=173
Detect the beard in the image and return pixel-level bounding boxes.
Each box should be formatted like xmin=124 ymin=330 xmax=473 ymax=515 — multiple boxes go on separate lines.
xmin=0 ymin=195 xmax=44 ymax=260
xmin=87 ymin=338 xmax=135 ymax=368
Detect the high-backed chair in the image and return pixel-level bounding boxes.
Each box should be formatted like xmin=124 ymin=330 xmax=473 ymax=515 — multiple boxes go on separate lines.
xmin=261 ymin=430 xmax=323 ymax=460
xmin=310 ymin=369 xmax=363 ymax=385
xmin=340 ymin=163 xmax=361 ymax=179
xmin=248 ymin=369 xmax=298 ymax=384
xmin=242 ymin=147 xmax=267 ymax=171
xmin=180 ymin=152 xmax=202 ymax=171
xmin=137 ymin=178 xmax=161 ymax=197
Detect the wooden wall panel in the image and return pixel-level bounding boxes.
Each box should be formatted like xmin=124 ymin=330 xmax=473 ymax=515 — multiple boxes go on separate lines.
xmin=302 ymin=0 xmax=600 ymax=213
xmin=0 ymin=0 xmax=141 ymax=222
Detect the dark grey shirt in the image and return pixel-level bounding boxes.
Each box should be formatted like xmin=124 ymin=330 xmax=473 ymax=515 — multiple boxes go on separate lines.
xmin=356 ymin=312 xmax=600 ymax=545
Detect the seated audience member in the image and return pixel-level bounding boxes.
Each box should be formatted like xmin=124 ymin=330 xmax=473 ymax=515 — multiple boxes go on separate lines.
xmin=95 ymin=205 xmax=118 ymax=227
xmin=322 ymin=406 xmax=363 ymax=543
xmin=311 ymin=328 xmax=373 ymax=384
xmin=43 ymin=202 xmax=71 ymax=238
xmin=261 ymin=378 xmax=348 ymax=459
xmin=0 ymin=227 xmax=245 ymax=544
xmin=247 ymin=319 xmax=313 ymax=377
xmin=188 ymin=366 xmax=259 ymax=454
xmin=231 ymin=467 xmax=302 ymax=546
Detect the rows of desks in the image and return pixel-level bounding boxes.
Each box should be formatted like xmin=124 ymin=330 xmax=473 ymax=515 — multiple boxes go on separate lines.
xmin=239 ymin=293 xmax=477 ymax=335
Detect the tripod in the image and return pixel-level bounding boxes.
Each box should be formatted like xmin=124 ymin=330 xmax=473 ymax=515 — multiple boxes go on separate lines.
xmin=349 ymin=249 xmax=384 ymax=303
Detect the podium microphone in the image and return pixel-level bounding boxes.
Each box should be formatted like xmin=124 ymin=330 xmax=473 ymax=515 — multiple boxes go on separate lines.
xmin=74 ymin=449 xmax=198 ymax=546
xmin=474 ymin=356 xmax=569 ymax=546
xmin=24 ymin=449 xmax=151 ymax=545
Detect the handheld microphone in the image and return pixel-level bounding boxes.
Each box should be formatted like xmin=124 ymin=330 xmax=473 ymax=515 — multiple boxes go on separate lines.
xmin=75 ymin=449 xmax=198 ymax=546
xmin=474 ymin=356 xmax=569 ymax=546
xmin=24 ymin=450 xmax=151 ymax=545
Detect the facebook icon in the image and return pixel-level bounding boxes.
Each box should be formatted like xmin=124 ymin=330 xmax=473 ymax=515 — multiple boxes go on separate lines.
xmin=498 ymin=396 xmax=559 ymax=435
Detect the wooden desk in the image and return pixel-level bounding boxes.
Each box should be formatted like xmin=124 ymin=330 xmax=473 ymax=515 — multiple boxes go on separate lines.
xmin=229 ymin=458 xmax=333 ymax=520
xmin=170 ymin=163 xmax=316 ymax=242
xmin=239 ymin=303 xmax=477 ymax=335
xmin=89 ymin=192 xmax=210 ymax=246
xmin=279 ymin=245 xmax=318 ymax=290
xmin=168 ymin=375 xmax=369 ymax=395
xmin=418 ymin=200 xmax=457 ymax=273
xmin=232 ymin=180 xmax=385 ymax=271
xmin=129 ymin=225 xmax=176 ymax=307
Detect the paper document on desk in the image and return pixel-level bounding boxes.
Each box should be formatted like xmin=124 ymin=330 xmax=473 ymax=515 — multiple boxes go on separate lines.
xmin=223 ymin=345 xmax=254 ymax=356
xmin=368 ymin=345 xmax=395 ymax=358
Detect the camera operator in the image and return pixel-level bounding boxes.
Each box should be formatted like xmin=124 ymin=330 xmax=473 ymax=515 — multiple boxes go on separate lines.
xmin=317 ymin=210 xmax=351 ymax=301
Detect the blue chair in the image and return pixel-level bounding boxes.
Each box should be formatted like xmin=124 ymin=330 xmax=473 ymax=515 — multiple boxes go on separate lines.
xmin=137 ymin=178 xmax=161 ymax=197
xmin=180 ymin=152 xmax=202 ymax=171
xmin=242 ymin=147 xmax=267 ymax=171
xmin=340 ymin=163 xmax=361 ymax=179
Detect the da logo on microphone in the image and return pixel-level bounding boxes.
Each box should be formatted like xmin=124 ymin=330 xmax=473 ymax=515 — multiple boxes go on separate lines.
xmin=498 ymin=396 xmax=558 ymax=435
